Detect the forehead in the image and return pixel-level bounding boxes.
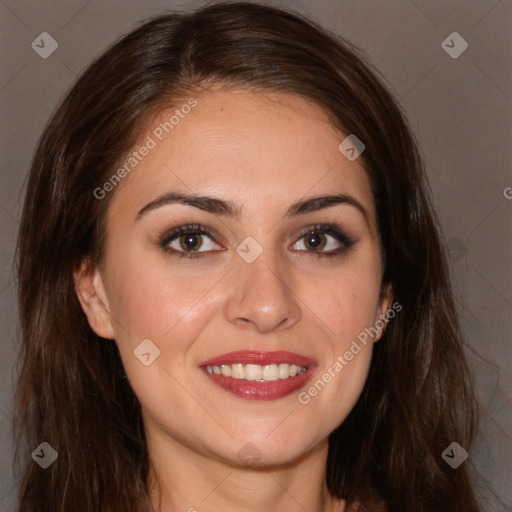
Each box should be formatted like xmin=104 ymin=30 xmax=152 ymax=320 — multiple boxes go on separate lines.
xmin=106 ymin=88 xmax=376 ymax=225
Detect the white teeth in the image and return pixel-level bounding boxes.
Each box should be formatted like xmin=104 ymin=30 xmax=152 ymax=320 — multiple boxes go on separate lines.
xmin=206 ymin=363 xmax=307 ymax=381
xmin=278 ymin=363 xmax=290 ymax=379
xmin=262 ymin=364 xmax=279 ymax=381
xmin=245 ymin=364 xmax=262 ymax=381
xmin=231 ymin=363 xmax=245 ymax=379
xmin=221 ymin=364 xmax=232 ymax=377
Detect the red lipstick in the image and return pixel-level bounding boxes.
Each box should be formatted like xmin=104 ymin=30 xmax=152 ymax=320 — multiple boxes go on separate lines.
xmin=200 ymin=350 xmax=315 ymax=367
xmin=199 ymin=350 xmax=316 ymax=401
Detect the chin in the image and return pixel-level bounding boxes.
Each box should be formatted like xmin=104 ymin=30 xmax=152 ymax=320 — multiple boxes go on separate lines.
xmin=217 ymin=431 xmax=322 ymax=469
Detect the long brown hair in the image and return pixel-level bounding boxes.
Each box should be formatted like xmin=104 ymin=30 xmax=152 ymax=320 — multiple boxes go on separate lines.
xmin=14 ymin=2 xmax=480 ymax=510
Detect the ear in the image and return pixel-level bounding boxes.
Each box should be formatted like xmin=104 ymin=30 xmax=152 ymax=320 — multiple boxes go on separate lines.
xmin=73 ymin=258 xmax=115 ymax=339
xmin=374 ymin=282 xmax=393 ymax=343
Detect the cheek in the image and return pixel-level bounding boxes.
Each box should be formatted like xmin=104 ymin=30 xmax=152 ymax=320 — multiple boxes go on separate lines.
xmin=296 ymin=328 xmax=374 ymax=443
xmin=102 ymin=253 xmax=227 ymax=396
xmin=294 ymin=253 xmax=381 ymax=419
xmin=103 ymin=255 xmax=223 ymax=413
xmin=300 ymin=257 xmax=382 ymax=340
xmin=106 ymin=254 xmax=223 ymax=343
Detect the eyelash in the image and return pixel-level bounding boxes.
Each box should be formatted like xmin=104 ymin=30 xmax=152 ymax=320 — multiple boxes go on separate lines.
xmin=159 ymin=222 xmax=356 ymax=259
xmin=159 ymin=224 xmax=221 ymax=259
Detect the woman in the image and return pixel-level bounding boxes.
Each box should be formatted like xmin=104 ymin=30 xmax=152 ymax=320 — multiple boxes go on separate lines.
xmin=14 ymin=2 xmax=480 ymax=511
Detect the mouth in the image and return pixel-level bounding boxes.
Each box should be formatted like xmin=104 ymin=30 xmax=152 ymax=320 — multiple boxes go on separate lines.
xmin=199 ymin=350 xmax=316 ymax=401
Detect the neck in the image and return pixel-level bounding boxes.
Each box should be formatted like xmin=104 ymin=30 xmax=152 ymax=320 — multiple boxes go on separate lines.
xmin=145 ymin=427 xmax=345 ymax=512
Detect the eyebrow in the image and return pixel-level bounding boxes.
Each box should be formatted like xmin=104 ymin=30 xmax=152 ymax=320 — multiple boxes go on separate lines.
xmin=135 ymin=192 xmax=368 ymax=222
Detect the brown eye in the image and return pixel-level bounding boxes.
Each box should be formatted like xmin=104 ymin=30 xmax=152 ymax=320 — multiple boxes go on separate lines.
xmin=160 ymin=224 xmax=223 ymax=257
xmin=179 ymin=233 xmax=203 ymax=251
xmin=290 ymin=224 xmax=356 ymax=257
xmin=303 ymin=231 xmax=327 ymax=251
xmin=292 ymin=230 xmax=341 ymax=253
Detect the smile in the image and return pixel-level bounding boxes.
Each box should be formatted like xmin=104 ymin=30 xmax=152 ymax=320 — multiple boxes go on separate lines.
xmin=204 ymin=362 xmax=307 ymax=381
xmin=199 ymin=350 xmax=316 ymax=400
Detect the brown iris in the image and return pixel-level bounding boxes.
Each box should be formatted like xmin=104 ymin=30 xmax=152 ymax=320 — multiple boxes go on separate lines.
xmin=303 ymin=231 xmax=326 ymax=251
xmin=180 ymin=234 xmax=203 ymax=251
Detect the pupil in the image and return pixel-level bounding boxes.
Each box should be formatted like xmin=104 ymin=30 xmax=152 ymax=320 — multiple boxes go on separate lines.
xmin=181 ymin=234 xmax=201 ymax=251
xmin=306 ymin=231 xmax=325 ymax=250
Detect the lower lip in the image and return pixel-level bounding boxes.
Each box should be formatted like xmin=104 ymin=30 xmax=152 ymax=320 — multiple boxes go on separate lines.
xmin=200 ymin=367 xmax=315 ymax=401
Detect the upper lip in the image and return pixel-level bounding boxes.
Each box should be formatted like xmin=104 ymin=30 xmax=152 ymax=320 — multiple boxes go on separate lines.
xmin=199 ymin=350 xmax=316 ymax=367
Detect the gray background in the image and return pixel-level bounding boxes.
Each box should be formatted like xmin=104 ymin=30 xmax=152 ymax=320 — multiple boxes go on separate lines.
xmin=0 ymin=0 xmax=511 ymax=510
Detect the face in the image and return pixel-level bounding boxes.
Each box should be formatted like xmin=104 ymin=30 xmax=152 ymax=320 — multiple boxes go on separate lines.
xmin=76 ymin=87 xmax=392 ymax=467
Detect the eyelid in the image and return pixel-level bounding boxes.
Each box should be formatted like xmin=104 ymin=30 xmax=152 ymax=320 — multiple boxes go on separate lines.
xmin=290 ymin=223 xmax=356 ymax=246
xmin=288 ymin=224 xmax=354 ymax=258
xmin=159 ymin=223 xmax=222 ymax=246
xmin=159 ymin=221 xmax=356 ymax=258
xmin=158 ymin=223 xmax=225 ymax=260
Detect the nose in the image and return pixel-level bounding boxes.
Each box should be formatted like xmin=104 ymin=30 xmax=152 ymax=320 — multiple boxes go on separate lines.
xmin=224 ymin=249 xmax=302 ymax=334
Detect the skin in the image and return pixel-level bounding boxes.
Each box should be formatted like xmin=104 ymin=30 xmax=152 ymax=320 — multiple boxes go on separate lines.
xmin=75 ymin=87 xmax=392 ymax=512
